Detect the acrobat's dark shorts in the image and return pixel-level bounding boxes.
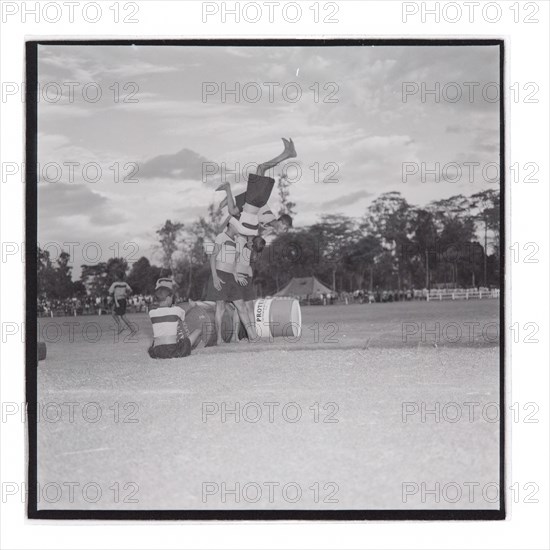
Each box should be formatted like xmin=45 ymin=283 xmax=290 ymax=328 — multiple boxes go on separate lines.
xmin=237 ymin=274 xmax=256 ymax=301
xmin=114 ymin=299 xmax=127 ymax=316
xmin=148 ymin=339 xmax=191 ymax=359
xmin=243 ymin=174 xmax=275 ymax=208
xmin=205 ymin=270 xmax=240 ymax=301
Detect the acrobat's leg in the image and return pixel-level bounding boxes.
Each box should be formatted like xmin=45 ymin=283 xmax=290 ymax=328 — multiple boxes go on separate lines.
xmin=215 ymin=300 xmax=225 ymax=345
xmin=231 ymin=306 xmax=240 ymax=343
xmin=256 ymin=138 xmax=297 ymax=176
xmin=233 ymin=299 xmax=257 ymax=340
xmin=246 ymin=300 xmax=254 ymax=324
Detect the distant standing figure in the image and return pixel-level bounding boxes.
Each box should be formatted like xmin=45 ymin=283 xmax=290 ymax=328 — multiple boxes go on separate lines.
xmin=108 ymin=271 xmax=135 ymax=335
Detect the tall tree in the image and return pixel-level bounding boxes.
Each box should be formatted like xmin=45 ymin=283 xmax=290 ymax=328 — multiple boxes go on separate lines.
xmin=254 ymin=229 xmax=323 ymax=293
xmin=363 ymin=192 xmax=412 ymax=289
xmin=343 ymin=235 xmax=382 ymax=291
xmin=469 ymin=189 xmax=500 ymax=285
xmin=276 ymin=174 xmax=296 ymax=217
xmin=310 ymin=214 xmax=355 ymax=291
xmin=105 ymin=257 xmax=129 ymax=284
xmin=80 ymin=263 xmax=108 ymax=296
xmin=37 ymin=248 xmax=74 ymax=300
xmin=127 ymin=256 xmax=160 ymax=294
xmin=37 ymin=247 xmax=55 ymax=298
xmin=174 ymin=203 xmax=222 ymax=298
xmin=408 ymin=208 xmax=438 ymax=288
xmin=428 ymin=194 xmax=480 ymax=287
xmin=54 ymin=252 xmax=74 ymax=299
xmin=156 ymin=220 xmax=184 ymax=270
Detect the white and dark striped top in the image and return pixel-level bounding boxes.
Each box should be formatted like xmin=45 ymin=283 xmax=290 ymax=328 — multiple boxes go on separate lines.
xmin=108 ymin=281 xmax=132 ymax=300
xmin=148 ymin=305 xmax=185 ymax=346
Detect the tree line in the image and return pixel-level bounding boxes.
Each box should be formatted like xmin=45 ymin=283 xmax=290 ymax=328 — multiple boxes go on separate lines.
xmin=37 ymin=188 xmax=500 ymax=302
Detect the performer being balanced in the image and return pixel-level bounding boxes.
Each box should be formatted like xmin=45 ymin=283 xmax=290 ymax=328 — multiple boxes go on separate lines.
xmin=216 ymin=137 xmax=296 ymax=236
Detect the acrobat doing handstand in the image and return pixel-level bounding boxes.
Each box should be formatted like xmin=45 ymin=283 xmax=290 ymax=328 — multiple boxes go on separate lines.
xmin=217 ymin=137 xmax=297 ymax=237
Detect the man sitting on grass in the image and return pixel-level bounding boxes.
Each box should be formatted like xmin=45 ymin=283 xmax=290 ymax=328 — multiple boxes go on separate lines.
xmin=148 ymin=278 xmax=202 ymax=359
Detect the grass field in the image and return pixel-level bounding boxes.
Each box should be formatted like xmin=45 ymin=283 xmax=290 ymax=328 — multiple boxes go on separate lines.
xmin=36 ymin=300 xmax=501 ymax=511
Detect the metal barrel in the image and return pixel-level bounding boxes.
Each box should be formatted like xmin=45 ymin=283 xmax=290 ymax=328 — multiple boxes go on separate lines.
xmin=253 ymin=298 xmax=302 ymax=340
xmin=183 ymin=304 xmax=234 ymax=346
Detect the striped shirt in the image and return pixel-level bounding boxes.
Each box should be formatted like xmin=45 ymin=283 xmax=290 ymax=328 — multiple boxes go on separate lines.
xmin=218 ymin=192 xmax=276 ymax=230
xmin=148 ymin=305 xmax=185 ymax=346
xmin=234 ymin=192 xmax=276 ymax=225
xmin=108 ymin=281 xmax=132 ymax=300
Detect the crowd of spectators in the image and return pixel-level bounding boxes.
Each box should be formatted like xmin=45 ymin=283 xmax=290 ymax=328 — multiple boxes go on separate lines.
xmin=300 ymin=289 xmax=416 ymax=306
xmin=300 ymin=286 xmax=496 ymax=306
xmin=38 ymin=286 xmax=497 ymax=316
xmin=37 ymin=294 xmax=154 ymax=317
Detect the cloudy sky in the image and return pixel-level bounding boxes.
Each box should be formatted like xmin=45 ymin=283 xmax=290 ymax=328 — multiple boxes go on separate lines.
xmin=37 ymin=43 xmax=500 ymax=275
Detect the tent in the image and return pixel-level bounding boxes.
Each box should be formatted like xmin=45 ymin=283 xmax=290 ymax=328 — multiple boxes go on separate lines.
xmin=274 ymin=277 xmax=333 ymax=299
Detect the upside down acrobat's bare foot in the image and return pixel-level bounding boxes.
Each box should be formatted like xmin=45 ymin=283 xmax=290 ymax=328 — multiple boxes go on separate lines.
xmin=282 ymin=137 xmax=297 ymax=159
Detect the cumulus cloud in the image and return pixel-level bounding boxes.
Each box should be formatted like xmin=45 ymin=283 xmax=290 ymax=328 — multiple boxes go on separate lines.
xmin=38 ymin=181 xmax=125 ymax=226
xmin=139 ymin=148 xmax=212 ymax=181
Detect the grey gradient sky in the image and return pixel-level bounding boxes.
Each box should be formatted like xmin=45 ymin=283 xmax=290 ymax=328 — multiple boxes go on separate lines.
xmin=37 ymin=43 xmax=500 ymax=275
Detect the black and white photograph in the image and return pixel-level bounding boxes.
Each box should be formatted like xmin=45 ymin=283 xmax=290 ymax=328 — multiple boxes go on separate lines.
xmin=27 ymin=39 xmax=504 ymax=520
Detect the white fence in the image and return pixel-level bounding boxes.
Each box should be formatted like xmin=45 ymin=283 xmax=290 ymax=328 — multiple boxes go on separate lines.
xmin=414 ymin=288 xmax=500 ymax=301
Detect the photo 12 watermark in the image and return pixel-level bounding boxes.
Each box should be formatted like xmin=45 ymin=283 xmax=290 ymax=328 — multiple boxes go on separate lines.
xmin=201 ymin=401 xmax=340 ymax=423
xmin=201 ymin=1 xmax=340 ymax=24
xmin=401 ymin=2 xmax=540 ymax=24
xmin=201 ymin=480 xmax=340 ymax=505
xmin=1 ymin=1 xmax=140 ymax=24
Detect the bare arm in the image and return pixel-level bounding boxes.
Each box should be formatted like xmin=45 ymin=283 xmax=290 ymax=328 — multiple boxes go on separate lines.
xmin=210 ymin=243 xmax=220 ymax=279
xmin=233 ymin=239 xmax=248 ymax=286
xmin=216 ymin=214 xmax=231 ymax=234
xmin=225 ymin=187 xmax=240 ymax=216
xmin=218 ymin=182 xmax=239 ymax=216
xmin=210 ymin=243 xmax=224 ymax=291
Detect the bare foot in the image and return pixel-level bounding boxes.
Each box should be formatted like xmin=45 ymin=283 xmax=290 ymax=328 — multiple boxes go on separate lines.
xmin=288 ymin=138 xmax=297 ymax=157
xmin=282 ymin=137 xmax=297 ymax=159
xmin=216 ymin=181 xmax=230 ymax=192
